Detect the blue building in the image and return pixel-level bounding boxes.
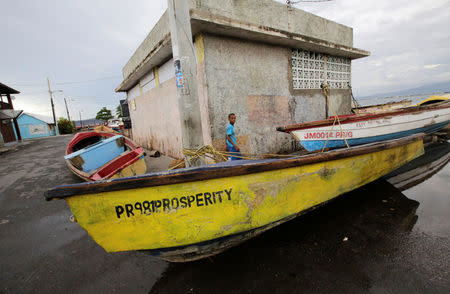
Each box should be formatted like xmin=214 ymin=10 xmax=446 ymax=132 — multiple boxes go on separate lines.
xmin=15 ymin=113 xmax=56 ymax=139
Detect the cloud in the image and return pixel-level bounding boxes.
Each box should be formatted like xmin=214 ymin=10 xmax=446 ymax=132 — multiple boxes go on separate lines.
xmin=1 ymin=0 xmax=166 ymax=118
xmin=2 ymin=0 xmax=449 ymax=119
xmin=424 ymin=64 xmax=443 ymax=69
xmin=279 ymin=0 xmax=450 ymax=96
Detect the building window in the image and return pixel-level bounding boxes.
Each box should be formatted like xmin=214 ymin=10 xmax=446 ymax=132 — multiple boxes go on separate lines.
xmin=292 ymin=49 xmax=351 ymax=90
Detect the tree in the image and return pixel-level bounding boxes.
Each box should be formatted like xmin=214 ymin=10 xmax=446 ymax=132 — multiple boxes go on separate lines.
xmin=116 ymin=105 xmax=123 ymax=118
xmin=58 ymin=117 xmax=75 ymax=134
xmin=96 ymin=107 xmax=113 ymax=123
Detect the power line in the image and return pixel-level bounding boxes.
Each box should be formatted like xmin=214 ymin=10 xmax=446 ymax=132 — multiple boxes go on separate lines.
xmin=19 ymin=90 xmax=49 ymax=95
xmin=54 ymin=75 xmax=122 ymax=85
xmin=6 ymin=75 xmax=122 ymax=88
xmin=8 ymin=83 xmax=46 ymax=87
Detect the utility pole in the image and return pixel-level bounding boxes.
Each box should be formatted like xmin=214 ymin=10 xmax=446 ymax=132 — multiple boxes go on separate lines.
xmin=64 ymin=98 xmax=71 ymax=122
xmin=168 ymin=0 xmax=205 ymax=166
xmin=47 ymin=77 xmax=59 ymax=135
xmin=79 ymin=111 xmax=83 ymax=129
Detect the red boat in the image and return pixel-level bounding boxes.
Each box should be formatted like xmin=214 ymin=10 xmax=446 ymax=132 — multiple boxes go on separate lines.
xmin=65 ymin=127 xmax=147 ymax=181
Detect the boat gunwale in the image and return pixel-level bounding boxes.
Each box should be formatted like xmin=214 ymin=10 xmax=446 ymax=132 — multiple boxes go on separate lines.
xmin=89 ymin=147 xmax=146 ymax=181
xmin=45 ymin=134 xmax=424 ymax=200
xmin=277 ymin=101 xmax=450 ymax=133
xmin=354 ymin=99 xmax=411 ymax=110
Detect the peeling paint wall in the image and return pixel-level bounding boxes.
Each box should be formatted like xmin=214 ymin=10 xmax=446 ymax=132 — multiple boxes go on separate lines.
xmin=291 ymin=89 xmax=351 ymax=123
xmin=247 ymin=95 xmax=294 ymax=153
xmin=128 ymin=78 xmax=183 ymax=159
xmin=203 ymin=34 xmax=351 ymax=155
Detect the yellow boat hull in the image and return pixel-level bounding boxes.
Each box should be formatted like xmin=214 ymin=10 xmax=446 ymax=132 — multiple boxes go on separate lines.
xmin=52 ymin=136 xmax=424 ymax=260
xmin=109 ymin=156 xmax=147 ymax=179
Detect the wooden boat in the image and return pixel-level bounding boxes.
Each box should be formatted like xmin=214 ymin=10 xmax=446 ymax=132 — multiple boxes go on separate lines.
xmin=277 ymin=98 xmax=450 ymax=152
xmin=65 ymin=128 xmax=147 ymax=181
xmin=414 ymin=95 xmax=448 ymax=106
xmin=352 ymin=99 xmax=412 ymax=114
xmin=46 ymin=134 xmax=424 ymax=262
xmin=384 ymin=140 xmax=450 ymax=191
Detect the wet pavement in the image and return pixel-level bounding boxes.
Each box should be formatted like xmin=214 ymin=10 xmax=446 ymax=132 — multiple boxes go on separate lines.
xmin=1 ymin=135 xmax=449 ymax=293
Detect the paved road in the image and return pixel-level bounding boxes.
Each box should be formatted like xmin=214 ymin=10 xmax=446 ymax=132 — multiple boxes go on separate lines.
xmin=0 ymin=136 xmax=167 ymax=293
xmin=1 ymin=135 xmax=449 ymax=293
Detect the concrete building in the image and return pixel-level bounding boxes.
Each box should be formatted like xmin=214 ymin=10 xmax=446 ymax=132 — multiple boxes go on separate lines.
xmin=116 ymin=0 xmax=369 ymax=159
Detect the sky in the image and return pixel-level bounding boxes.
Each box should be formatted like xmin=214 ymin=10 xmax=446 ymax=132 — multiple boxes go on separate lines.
xmin=1 ymin=0 xmax=449 ymax=121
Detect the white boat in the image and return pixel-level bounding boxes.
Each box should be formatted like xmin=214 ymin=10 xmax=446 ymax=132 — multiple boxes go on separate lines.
xmin=277 ymin=98 xmax=450 ymax=152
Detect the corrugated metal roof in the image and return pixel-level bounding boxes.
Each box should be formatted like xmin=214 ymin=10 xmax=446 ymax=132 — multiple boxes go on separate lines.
xmin=0 ymin=109 xmax=23 ymax=120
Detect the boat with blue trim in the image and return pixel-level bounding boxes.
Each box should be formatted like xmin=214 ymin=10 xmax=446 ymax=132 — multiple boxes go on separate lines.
xmin=277 ymin=97 xmax=449 ymax=152
xmin=65 ymin=127 xmax=147 ymax=181
xmin=46 ymin=134 xmax=424 ymax=262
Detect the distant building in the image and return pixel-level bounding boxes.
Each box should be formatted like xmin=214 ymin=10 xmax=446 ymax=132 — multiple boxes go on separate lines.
xmin=0 ymin=83 xmax=23 ymax=146
xmin=116 ymin=0 xmax=370 ymax=158
xmin=15 ymin=113 xmax=56 ymax=139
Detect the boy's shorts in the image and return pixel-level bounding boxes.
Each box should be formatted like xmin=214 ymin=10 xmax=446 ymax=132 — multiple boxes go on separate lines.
xmin=228 ymin=146 xmax=242 ymax=161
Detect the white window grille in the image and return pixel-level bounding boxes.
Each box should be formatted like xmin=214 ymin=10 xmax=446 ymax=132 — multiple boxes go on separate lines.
xmin=292 ymin=49 xmax=351 ymax=90
xmin=326 ymin=56 xmax=351 ymax=89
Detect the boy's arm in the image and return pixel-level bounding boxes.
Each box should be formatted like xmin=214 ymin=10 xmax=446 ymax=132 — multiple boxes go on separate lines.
xmin=227 ymin=134 xmax=239 ymax=151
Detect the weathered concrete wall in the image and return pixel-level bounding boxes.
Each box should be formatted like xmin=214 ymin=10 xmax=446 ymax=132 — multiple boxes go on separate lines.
xmin=203 ymin=34 xmax=351 ymax=155
xmin=203 ymin=34 xmax=293 ymax=154
xmin=327 ymin=89 xmax=351 ymax=117
xmin=122 ymin=12 xmax=170 ymax=80
xmin=190 ymin=0 xmax=353 ymax=47
xmin=117 ymin=0 xmax=368 ymax=93
xmin=117 ymin=0 xmax=360 ymax=157
xmin=128 ymin=78 xmax=183 ymax=159
xmin=116 ymin=12 xmax=173 ymax=92
xmin=291 ymin=89 xmax=351 ymax=123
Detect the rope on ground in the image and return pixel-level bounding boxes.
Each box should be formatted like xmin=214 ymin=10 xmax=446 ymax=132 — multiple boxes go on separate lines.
xmin=321 ymin=83 xmax=350 ymax=152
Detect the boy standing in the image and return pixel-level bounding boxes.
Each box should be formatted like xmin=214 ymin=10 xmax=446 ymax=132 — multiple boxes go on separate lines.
xmin=226 ymin=113 xmax=241 ymax=161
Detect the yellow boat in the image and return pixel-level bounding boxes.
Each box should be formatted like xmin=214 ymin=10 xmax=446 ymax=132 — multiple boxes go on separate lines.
xmin=414 ymin=95 xmax=448 ymax=106
xmin=45 ymin=134 xmax=424 ymax=262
